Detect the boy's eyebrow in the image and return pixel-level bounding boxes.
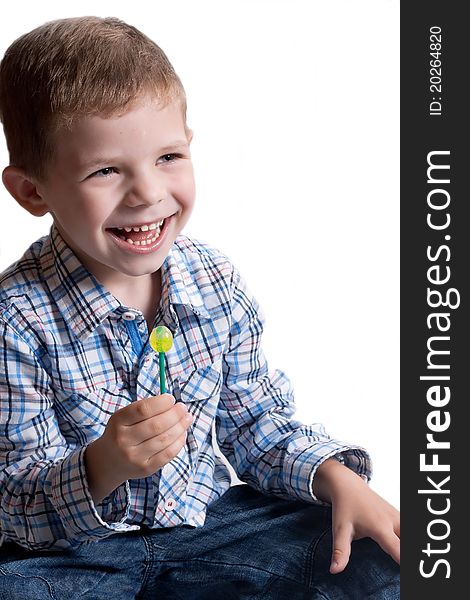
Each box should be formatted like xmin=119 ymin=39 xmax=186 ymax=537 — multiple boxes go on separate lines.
xmin=158 ymin=140 xmax=190 ymax=153
xmin=79 ymin=140 xmax=190 ymax=172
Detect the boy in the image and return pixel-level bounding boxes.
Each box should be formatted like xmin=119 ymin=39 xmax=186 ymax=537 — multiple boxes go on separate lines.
xmin=0 ymin=16 xmax=399 ymax=599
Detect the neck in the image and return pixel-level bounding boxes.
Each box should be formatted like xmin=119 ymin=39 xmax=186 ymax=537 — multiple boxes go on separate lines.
xmin=108 ymin=271 xmax=162 ymax=331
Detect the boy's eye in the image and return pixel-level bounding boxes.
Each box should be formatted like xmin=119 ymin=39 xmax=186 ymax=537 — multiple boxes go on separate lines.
xmin=158 ymin=153 xmax=179 ymax=164
xmin=91 ymin=167 xmax=117 ymax=178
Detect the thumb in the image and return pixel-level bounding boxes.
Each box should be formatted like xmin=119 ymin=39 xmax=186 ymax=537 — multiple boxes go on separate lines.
xmin=330 ymin=523 xmax=353 ymax=574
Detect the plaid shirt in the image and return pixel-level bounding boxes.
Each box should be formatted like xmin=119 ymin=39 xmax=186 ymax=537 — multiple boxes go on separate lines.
xmin=0 ymin=226 xmax=371 ymax=551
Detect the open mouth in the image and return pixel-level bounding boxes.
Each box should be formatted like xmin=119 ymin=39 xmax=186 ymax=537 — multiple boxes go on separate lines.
xmin=106 ymin=217 xmax=171 ymax=252
xmin=109 ymin=218 xmax=164 ymax=245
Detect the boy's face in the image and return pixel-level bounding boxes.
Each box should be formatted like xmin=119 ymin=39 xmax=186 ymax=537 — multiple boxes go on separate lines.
xmin=36 ymin=97 xmax=195 ymax=285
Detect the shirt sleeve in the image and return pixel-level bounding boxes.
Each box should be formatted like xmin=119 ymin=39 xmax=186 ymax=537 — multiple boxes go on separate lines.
xmin=215 ymin=266 xmax=372 ymax=504
xmin=0 ymin=315 xmax=138 ymax=551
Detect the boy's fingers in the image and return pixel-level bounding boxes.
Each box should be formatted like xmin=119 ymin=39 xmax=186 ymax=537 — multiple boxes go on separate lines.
xmin=116 ymin=394 xmax=176 ymax=425
xmin=329 ymin=524 xmax=353 ymax=574
xmin=394 ymin=520 xmax=400 ymax=538
xmin=377 ymin=532 xmax=401 ymax=565
xmin=147 ymin=431 xmax=188 ymax=471
xmin=137 ymin=407 xmax=192 ymax=445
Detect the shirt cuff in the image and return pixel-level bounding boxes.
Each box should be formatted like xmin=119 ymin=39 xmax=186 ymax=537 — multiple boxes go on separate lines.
xmin=282 ymin=441 xmax=372 ymax=505
xmin=51 ymin=446 xmax=139 ymax=541
xmin=95 ymin=481 xmax=131 ymax=524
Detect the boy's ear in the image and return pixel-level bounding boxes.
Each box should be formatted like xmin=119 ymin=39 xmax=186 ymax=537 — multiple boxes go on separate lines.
xmin=186 ymin=129 xmax=194 ymax=144
xmin=2 ymin=166 xmax=50 ymax=217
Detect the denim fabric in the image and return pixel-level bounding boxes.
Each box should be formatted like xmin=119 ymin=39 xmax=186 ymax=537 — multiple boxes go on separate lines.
xmin=0 ymin=485 xmax=399 ymax=600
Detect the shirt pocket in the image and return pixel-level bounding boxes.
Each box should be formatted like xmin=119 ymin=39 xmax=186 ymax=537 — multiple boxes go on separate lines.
xmin=174 ymin=359 xmax=223 ymax=457
xmin=54 ymin=384 xmax=130 ymax=443
xmin=177 ymin=359 xmax=223 ymax=404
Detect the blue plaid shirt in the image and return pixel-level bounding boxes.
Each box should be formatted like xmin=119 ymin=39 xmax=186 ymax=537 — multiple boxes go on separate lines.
xmin=0 ymin=226 xmax=371 ymax=550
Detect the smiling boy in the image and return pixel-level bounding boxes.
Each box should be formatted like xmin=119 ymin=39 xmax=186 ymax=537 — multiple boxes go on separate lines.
xmin=0 ymin=16 xmax=399 ymax=599
xmin=12 ymin=100 xmax=194 ymax=329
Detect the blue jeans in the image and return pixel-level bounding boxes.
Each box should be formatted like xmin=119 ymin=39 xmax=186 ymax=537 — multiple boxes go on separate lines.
xmin=0 ymin=485 xmax=399 ymax=599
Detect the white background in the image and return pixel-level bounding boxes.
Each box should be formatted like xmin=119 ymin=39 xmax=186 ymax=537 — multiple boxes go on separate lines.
xmin=0 ymin=1 xmax=400 ymax=509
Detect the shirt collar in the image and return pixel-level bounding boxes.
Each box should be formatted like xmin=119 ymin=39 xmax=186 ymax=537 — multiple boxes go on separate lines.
xmin=40 ymin=226 xmax=121 ymax=339
xmin=40 ymin=227 xmax=211 ymax=340
xmin=162 ymin=238 xmax=212 ymax=321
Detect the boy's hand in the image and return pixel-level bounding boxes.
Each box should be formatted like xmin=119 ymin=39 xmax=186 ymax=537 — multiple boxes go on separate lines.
xmin=312 ymin=458 xmax=400 ymax=574
xmin=85 ymin=394 xmax=192 ymax=503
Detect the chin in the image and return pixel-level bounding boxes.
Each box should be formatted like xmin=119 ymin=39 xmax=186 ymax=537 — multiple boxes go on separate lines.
xmin=116 ymin=258 xmax=165 ymax=278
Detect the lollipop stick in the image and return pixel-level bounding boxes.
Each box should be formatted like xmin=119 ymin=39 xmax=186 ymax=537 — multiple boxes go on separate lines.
xmin=159 ymin=352 xmax=166 ymax=394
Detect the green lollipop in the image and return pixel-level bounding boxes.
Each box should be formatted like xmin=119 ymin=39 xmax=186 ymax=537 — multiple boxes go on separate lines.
xmin=149 ymin=326 xmax=173 ymax=394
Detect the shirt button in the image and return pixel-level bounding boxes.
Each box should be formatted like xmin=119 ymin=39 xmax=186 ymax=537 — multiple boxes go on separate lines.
xmin=122 ymin=310 xmax=138 ymax=321
xmin=164 ymin=498 xmax=176 ymax=511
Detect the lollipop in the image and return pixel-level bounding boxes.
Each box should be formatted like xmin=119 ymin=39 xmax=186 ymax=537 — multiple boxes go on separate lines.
xmin=149 ymin=326 xmax=173 ymax=394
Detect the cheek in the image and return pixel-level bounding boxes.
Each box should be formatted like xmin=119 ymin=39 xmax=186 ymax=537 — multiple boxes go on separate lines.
xmin=183 ymin=183 xmax=196 ymax=210
xmin=179 ymin=170 xmax=196 ymax=209
xmin=79 ymin=195 xmax=114 ymax=228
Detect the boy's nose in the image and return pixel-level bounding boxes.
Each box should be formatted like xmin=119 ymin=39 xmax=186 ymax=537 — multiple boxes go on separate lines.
xmin=124 ymin=173 xmax=165 ymax=207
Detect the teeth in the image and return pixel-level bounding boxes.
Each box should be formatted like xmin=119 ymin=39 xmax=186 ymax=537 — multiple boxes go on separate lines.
xmin=113 ymin=219 xmax=165 ymax=247
xmin=117 ymin=219 xmax=165 ymax=233
xmin=121 ymin=227 xmax=161 ymax=246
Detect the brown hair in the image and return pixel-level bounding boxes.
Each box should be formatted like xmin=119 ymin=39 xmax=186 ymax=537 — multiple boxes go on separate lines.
xmin=0 ymin=16 xmax=187 ymax=180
